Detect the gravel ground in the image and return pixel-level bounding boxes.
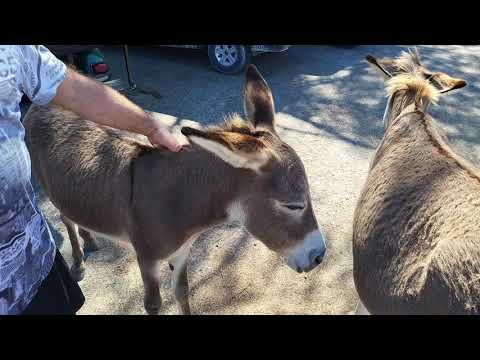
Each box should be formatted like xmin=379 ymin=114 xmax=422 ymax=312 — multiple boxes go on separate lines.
xmin=33 ymin=45 xmax=480 ymax=314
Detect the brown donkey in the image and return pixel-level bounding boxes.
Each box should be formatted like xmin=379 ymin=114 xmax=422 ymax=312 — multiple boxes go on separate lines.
xmin=24 ymin=65 xmax=327 ymax=315
xmin=353 ymin=49 xmax=480 ymax=314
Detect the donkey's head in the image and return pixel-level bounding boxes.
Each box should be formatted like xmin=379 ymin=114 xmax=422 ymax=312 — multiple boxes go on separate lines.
xmin=366 ymin=48 xmax=467 ymax=92
xmin=181 ymin=65 xmax=326 ymax=273
xmin=366 ymin=49 xmax=467 ymax=127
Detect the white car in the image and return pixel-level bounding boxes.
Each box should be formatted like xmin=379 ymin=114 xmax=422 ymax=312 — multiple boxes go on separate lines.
xmin=162 ymin=45 xmax=291 ymax=74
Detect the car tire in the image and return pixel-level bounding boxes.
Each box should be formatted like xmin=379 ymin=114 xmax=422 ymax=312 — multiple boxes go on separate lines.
xmin=207 ymin=45 xmax=251 ymax=74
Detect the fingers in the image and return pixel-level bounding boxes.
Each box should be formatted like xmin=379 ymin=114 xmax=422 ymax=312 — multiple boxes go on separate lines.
xmin=162 ymin=135 xmax=182 ymax=152
xmin=149 ymin=127 xmax=182 ymax=152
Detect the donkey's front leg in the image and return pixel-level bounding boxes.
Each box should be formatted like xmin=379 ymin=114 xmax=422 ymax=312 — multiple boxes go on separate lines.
xmin=137 ymin=255 xmax=163 ymax=315
xmin=168 ymin=236 xmax=196 ymax=315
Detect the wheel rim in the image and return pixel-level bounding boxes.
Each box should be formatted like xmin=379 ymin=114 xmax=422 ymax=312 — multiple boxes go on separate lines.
xmin=214 ymin=45 xmax=238 ymax=67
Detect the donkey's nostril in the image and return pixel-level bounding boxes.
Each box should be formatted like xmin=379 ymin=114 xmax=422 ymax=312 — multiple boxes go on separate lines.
xmin=312 ymin=247 xmax=326 ymax=265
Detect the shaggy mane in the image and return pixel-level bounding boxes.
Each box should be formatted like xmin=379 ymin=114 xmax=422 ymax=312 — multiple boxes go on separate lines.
xmin=386 ymin=73 xmax=440 ymax=105
xmin=201 ymin=113 xmax=282 ymax=160
xmin=395 ymin=48 xmax=422 ymax=73
xmin=385 ymin=48 xmax=439 ymax=105
xmin=212 ymin=113 xmax=256 ymax=133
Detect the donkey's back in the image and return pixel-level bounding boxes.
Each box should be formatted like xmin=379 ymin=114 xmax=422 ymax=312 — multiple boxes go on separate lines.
xmin=353 ymin=114 xmax=480 ymax=314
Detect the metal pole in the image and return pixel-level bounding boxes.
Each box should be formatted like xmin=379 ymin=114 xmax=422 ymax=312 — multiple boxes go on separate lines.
xmin=122 ymin=45 xmax=136 ymax=91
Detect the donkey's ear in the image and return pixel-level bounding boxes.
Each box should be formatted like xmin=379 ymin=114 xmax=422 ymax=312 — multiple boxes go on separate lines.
xmin=181 ymin=126 xmax=271 ymax=172
xmin=366 ymin=54 xmax=395 ymax=80
xmin=428 ymin=72 xmax=467 ymax=94
xmin=244 ymin=64 xmax=276 ymax=133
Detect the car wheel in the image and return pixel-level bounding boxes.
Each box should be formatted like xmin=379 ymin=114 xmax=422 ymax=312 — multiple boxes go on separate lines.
xmin=207 ymin=45 xmax=251 ymax=74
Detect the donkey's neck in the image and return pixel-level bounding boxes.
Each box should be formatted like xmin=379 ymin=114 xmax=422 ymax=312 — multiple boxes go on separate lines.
xmin=379 ymin=90 xmax=480 ymax=185
xmin=371 ymin=90 xmax=427 ymax=171
xmin=385 ymin=90 xmax=420 ymax=129
xmin=132 ymin=145 xmax=252 ymax=244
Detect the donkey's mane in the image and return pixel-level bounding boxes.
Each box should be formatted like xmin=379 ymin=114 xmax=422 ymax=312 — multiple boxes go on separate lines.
xmin=197 ymin=113 xmax=282 ymax=160
xmin=395 ymin=49 xmax=422 ymax=73
xmin=386 ymin=73 xmax=440 ymax=105
xmin=386 ymin=49 xmax=439 ymax=105
xmin=210 ymin=113 xmax=255 ymax=133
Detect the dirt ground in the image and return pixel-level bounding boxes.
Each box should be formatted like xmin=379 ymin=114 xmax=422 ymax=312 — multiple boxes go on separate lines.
xmin=33 ymin=45 xmax=480 ymax=314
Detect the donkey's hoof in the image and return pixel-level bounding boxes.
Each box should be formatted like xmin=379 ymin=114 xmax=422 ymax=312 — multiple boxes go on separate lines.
xmin=179 ymin=307 xmax=191 ymax=315
xmin=70 ymin=264 xmax=86 ymax=282
xmin=144 ymin=296 xmax=162 ymax=315
xmin=175 ymin=300 xmax=191 ymax=315
xmin=145 ymin=305 xmax=161 ymax=315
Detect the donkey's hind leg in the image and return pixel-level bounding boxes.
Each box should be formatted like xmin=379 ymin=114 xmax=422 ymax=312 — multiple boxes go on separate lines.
xmin=60 ymin=215 xmax=86 ymax=282
xmin=79 ymin=228 xmax=100 ymax=252
xmin=168 ymin=236 xmax=197 ymax=315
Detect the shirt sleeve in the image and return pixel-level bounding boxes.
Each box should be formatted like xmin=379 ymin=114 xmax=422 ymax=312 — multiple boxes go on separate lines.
xmin=18 ymin=45 xmax=67 ymax=105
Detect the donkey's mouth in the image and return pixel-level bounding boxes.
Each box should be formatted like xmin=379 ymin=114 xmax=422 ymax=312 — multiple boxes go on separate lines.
xmin=293 ymin=257 xmax=324 ymax=274
xmin=285 ymin=229 xmax=327 ymax=273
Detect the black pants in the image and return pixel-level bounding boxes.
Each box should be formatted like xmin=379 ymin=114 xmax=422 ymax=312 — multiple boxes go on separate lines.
xmin=22 ymin=250 xmax=85 ymax=315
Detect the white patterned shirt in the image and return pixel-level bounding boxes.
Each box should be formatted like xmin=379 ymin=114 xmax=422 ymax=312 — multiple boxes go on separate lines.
xmin=0 ymin=45 xmax=66 ymax=314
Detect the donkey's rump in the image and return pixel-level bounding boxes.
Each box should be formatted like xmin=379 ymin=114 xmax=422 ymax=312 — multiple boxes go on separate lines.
xmin=23 ymin=104 xmax=146 ymax=234
xmin=354 ymin=116 xmax=480 ymax=313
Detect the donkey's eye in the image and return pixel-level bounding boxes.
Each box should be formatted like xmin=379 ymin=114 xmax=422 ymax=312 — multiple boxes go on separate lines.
xmin=283 ymin=204 xmax=305 ymax=211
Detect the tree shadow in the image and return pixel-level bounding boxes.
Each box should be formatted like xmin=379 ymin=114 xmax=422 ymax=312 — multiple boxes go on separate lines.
xmin=187 ymin=224 xmax=255 ymax=314
xmin=262 ymin=45 xmax=479 ymax=161
xmin=104 ymin=45 xmax=479 ymax=167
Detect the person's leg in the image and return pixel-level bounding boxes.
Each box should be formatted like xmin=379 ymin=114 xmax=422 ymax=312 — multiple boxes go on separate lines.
xmin=22 ymin=250 xmax=85 ymax=315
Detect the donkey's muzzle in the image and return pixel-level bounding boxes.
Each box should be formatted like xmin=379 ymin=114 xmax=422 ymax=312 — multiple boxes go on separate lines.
xmin=286 ymin=229 xmax=327 ymax=273
xmin=311 ymin=246 xmax=326 ymax=266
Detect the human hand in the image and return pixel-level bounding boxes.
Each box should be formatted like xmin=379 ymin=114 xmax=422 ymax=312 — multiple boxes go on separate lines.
xmin=146 ymin=118 xmax=182 ymax=152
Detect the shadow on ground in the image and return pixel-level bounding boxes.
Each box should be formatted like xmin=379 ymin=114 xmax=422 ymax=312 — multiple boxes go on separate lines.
xmin=104 ymin=45 xmax=479 ymax=163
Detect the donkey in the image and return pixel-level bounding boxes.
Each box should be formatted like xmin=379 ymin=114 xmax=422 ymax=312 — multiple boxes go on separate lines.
xmin=24 ymin=65 xmax=327 ymax=315
xmin=353 ymin=49 xmax=480 ymax=314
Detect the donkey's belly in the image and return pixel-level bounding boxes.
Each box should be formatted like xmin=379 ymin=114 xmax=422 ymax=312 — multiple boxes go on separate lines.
xmin=79 ymin=224 xmax=131 ymax=244
xmin=355 ymin=246 xmax=480 ymax=315
xmin=41 ymin=173 xmax=131 ymax=239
